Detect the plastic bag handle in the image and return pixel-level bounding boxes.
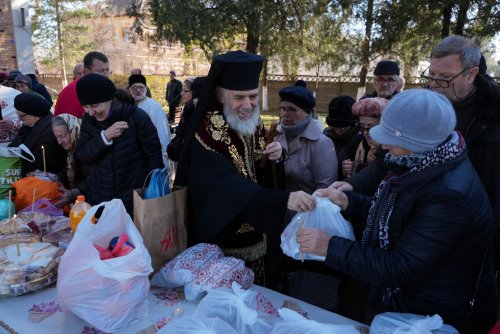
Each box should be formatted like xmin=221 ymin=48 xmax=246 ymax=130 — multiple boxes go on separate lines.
xmin=5 ymin=144 xmax=35 ymax=162
xmin=142 ymin=168 xmax=158 ymax=189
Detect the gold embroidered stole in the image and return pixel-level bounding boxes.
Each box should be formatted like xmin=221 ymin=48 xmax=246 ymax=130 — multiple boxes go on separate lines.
xmin=194 ymin=110 xmax=267 ymax=181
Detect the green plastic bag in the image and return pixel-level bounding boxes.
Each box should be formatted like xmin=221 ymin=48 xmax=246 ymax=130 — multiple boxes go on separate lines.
xmin=0 ymin=144 xmax=34 ymax=197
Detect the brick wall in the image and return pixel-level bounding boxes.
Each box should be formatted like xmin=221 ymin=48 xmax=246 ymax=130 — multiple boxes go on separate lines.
xmin=0 ymin=0 xmax=17 ymax=71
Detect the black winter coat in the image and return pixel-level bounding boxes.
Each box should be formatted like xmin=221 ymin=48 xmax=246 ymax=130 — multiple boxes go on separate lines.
xmin=326 ymin=153 xmax=498 ymax=333
xmin=76 ymin=100 xmax=163 ymax=213
xmin=9 ymin=114 xmax=67 ymax=178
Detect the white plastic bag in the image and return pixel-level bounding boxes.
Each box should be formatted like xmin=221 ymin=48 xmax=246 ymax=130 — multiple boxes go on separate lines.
xmin=281 ymin=194 xmax=355 ymax=261
xmin=57 ymin=199 xmax=153 ymax=333
xmin=271 ymin=308 xmax=360 ymax=334
xmin=163 ymin=316 xmax=239 ymax=334
xmin=369 ymin=312 xmax=459 ymax=334
xmin=193 ymin=282 xmax=277 ymax=334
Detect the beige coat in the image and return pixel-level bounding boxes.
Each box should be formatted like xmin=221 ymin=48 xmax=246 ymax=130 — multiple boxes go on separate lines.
xmin=275 ymin=120 xmax=338 ymax=193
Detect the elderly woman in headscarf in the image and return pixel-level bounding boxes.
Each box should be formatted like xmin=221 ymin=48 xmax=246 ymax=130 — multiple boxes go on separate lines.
xmin=52 ymin=114 xmax=84 ymax=207
xmin=298 ymin=89 xmax=498 ymax=333
xmin=274 ymin=86 xmax=337 ymax=192
xmin=341 ymin=97 xmax=388 ymax=178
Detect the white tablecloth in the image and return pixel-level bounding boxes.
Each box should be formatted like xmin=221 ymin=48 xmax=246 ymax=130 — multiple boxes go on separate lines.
xmin=0 ymin=284 xmax=367 ymax=334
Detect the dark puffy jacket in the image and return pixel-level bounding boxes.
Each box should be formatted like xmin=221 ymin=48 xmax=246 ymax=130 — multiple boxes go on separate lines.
xmin=326 ymin=153 xmax=498 ymax=333
xmin=9 ymin=114 xmax=67 ymax=177
xmin=347 ymin=76 xmax=500 ymax=268
xmin=76 ymin=100 xmax=163 ymax=213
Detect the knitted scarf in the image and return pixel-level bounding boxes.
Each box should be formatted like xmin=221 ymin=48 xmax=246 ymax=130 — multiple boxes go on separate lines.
xmin=360 ymin=132 xmax=465 ymax=304
xmin=361 ymin=131 xmax=465 ymax=247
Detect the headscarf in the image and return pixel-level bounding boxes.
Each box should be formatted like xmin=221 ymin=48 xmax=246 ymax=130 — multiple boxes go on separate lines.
xmin=57 ymin=113 xmax=81 ymax=149
xmin=54 ymin=114 xmax=81 ymax=188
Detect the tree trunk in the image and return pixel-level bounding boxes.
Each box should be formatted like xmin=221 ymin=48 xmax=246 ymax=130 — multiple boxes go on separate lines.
xmin=359 ymin=0 xmax=373 ymax=90
xmin=55 ymin=0 xmax=68 ymax=87
xmin=246 ymin=0 xmax=261 ymax=53
xmin=453 ymin=0 xmax=470 ymax=35
xmin=441 ymin=2 xmax=453 ymax=38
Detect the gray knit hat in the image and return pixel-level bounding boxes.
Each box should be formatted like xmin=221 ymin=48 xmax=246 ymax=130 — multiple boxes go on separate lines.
xmin=369 ymin=89 xmax=456 ymax=153
xmin=14 ymin=74 xmax=32 ymax=88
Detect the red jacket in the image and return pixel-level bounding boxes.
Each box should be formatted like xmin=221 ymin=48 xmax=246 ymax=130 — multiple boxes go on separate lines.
xmin=54 ymin=80 xmax=84 ymax=118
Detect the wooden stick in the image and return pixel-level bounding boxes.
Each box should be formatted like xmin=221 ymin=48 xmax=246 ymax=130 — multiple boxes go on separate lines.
xmin=41 ymin=145 xmax=46 ymax=172
xmin=8 ymin=189 xmax=11 ymax=219
xmin=297 ymin=216 xmax=304 ymax=263
xmin=31 ymin=187 xmax=36 ymax=214
xmin=13 ymin=214 xmax=20 ymax=256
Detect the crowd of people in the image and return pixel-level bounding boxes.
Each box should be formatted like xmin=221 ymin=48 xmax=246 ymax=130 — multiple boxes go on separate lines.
xmin=0 ymin=34 xmax=499 ymax=333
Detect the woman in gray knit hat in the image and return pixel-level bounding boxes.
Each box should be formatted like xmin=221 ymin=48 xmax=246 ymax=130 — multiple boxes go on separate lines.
xmin=297 ymin=89 xmax=498 ymax=333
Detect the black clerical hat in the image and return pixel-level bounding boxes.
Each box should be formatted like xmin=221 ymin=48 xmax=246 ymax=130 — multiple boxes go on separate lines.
xmin=213 ymin=51 xmax=264 ymax=90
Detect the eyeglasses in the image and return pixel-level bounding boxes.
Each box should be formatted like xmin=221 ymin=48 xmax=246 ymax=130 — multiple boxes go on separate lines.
xmin=420 ymin=67 xmax=470 ymax=88
xmin=16 ymin=112 xmax=27 ymax=119
xmin=280 ymin=106 xmax=301 ymax=113
xmin=360 ymin=124 xmax=374 ymax=133
xmin=131 ymin=85 xmax=145 ymax=91
xmin=374 ymin=77 xmax=397 ymax=85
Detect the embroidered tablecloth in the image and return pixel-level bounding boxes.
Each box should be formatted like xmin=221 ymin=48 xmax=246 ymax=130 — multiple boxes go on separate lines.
xmin=0 ymin=284 xmax=366 ymax=334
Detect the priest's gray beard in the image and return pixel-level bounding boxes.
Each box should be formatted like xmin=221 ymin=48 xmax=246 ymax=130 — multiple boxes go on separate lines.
xmin=223 ymin=104 xmax=260 ymax=136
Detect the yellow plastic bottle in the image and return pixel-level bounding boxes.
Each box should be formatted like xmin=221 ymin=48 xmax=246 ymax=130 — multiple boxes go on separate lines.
xmin=70 ymin=195 xmax=92 ymax=233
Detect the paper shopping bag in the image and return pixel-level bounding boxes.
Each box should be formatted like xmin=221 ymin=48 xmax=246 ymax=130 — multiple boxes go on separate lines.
xmin=133 ymin=186 xmax=188 ymax=272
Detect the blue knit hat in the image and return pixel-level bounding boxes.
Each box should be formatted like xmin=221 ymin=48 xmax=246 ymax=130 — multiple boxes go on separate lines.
xmin=369 ymin=89 xmax=456 ymax=152
xmin=279 ymin=86 xmax=316 ymax=113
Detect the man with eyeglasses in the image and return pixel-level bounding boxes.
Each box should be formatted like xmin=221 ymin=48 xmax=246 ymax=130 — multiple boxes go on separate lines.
xmin=331 ymin=35 xmax=500 ymax=279
xmin=55 ymin=51 xmax=111 ymax=118
xmin=363 ymin=60 xmax=401 ymax=100
xmin=426 ymin=35 xmax=500 ymax=276
xmin=128 ymin=74 xmax=170 ymax=167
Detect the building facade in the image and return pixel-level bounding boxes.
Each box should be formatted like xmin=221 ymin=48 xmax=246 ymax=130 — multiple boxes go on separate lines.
xmin=0 ymin=0 xmax=35 ymax=73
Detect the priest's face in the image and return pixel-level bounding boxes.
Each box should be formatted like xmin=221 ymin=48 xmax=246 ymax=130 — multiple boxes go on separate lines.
xmin=129 ymin=83 xmax=147 ymax=102
xmin=221 ymin=88 xmax=261 ymax=136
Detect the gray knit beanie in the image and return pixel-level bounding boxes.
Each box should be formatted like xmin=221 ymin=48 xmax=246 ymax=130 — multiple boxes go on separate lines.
xmin=369 ymin=89 xmax=456 ymax=152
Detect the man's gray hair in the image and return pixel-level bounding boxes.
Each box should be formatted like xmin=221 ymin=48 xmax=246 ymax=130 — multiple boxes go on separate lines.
xmin=430 ymin=35 xmax=480 ymax=68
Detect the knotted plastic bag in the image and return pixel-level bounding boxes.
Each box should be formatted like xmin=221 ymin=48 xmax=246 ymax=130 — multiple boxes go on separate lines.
xmin=281 ymin=194 xmax=355 ymax=261
xmin=369 ymin=312 xmax=459 ymax=334
xmin=193 ymin=282 xmax=277 ymax=334
xmin=271 ymin=308 xmax=360 ymax=334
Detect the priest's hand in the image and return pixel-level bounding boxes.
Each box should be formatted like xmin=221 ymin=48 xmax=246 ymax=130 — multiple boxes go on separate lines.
xmin=104 ymin=121 xmax=128 ymax=140
xmin=297 ymin=228 xmax=331 ymax=257
xmin=316 ymin=188 xmax=349 ymax=211
xmin=287 ymin=191 xmax=315 ymax=212
xmin=263 ymin=141 xmax=283 ymax=161
xmin=328 ymin=181 xmax=353 ymax=192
